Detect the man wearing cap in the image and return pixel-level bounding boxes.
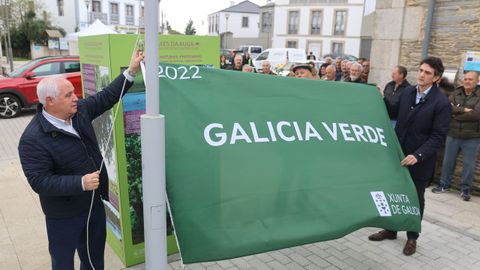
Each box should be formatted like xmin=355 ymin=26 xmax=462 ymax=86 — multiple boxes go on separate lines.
xmin=293 ymin=63 xmax=315 ymax=79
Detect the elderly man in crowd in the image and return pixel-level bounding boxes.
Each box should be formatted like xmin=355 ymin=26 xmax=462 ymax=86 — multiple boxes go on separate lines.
xmin=432 ymin=71 xmax=480 ymax=201
xmin=262 ymin=60 xmax=276 ymax=75
xmin=230 ymin=54 xmax=244 ymax=71
xmin=293 ymin=63 xmax=315 ymax=79
xmin=324 ymin=65 xmax=336 ymax=81
xmin=345 ymin=62 xmax=366 ymax=83
xmin=242 ymin=65 xmax=254 ymax=73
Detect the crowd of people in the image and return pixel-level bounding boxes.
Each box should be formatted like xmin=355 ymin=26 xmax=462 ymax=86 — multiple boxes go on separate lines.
xmin=220 ymin=53 xmax=371 ymax=84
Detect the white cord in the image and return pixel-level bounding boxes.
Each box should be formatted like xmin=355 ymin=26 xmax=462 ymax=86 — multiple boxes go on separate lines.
xmin=85 ymin=34 xmax=141 ymax=270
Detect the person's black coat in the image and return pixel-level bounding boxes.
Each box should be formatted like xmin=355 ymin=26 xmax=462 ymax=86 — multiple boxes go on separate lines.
xmin=18 ymin=74 xmax=133 ymax=218
xmin=395 ymin=84 xmax=451 ymax=182
xmin=384 ymin=79 xmax=411 ymax=120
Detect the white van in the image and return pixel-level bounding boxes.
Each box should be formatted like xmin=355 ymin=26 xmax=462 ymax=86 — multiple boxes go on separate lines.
xmin=252 ymin=48 xmax=307 ymax=73
xmin=238 ymin=45 xmax=263 ymax=58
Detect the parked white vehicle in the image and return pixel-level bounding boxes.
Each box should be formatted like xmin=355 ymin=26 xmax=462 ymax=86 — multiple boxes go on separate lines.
xmin=252 ymin=48 xmax=307 ymax=73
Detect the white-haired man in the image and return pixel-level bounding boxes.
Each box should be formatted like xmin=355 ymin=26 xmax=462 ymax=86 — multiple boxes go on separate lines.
xmin=18 ymin=50 xmax=144 ymax=270
xmin=261 ymin=60 xmax=276 ymax=75
xmin=346 ymin=62 xmax=366 ymax=83
xmin=324 ymin=65 xmax=336 ymax=81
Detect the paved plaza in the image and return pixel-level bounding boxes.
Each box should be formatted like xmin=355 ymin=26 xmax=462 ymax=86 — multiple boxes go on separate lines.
xmin=2 ymin=111 xmax=480 ymax=269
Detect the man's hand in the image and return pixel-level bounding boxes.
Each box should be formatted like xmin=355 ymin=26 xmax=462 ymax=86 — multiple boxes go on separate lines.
xmin=400 ymin=155 xmax=418 ymax=166
xmin=128 ymin=49 xmax=145 ymax=76
xmin=83 ymin=171 xmax=100 ymax=191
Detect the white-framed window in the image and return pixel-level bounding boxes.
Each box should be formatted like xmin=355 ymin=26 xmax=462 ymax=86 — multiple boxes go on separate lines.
xmin=286 ymin=40 xmax=298 ymax=48
xmin=310 ymin=10 xmax=322 ymax=35
xmin=332 ymin=42 xmax=344 ymax=55
xmin=242 ymin=16 xmax=249 ymax=28
xmin=334 ymin=10 xmax=347 ymax=36
xmin=288 ymin=11 xmax=299 ymax=34
xmin=261 ymin=12 xmax=272 ymax=33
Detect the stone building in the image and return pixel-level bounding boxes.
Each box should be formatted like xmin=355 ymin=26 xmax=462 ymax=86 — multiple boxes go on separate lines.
xmin=369 ymin=0 xmax=480 ymax=87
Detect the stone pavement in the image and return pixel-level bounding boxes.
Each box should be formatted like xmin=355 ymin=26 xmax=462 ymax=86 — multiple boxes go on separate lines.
xmin=2 ymin=112 xmax=480 ymax=270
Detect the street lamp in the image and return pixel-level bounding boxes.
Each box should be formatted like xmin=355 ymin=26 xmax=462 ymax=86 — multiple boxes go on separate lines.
xmin=224 ymin=13 xmax=230 ymax=49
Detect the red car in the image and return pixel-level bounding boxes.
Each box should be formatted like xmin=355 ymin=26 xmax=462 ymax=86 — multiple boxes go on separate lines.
xmin=0 ymin=56 xmax=82 ymax=118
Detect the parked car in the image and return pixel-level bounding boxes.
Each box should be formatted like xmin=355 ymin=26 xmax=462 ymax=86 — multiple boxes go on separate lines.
xmin=252 ymin=48 xmax=307 ymax=73
xmin=0 ymin=55 xmax=82 ymax=118
xmin=321 ymin=53 xmax=358 ymax=62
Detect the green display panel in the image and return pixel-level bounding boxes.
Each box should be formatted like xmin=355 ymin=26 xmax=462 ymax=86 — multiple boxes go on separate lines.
xmin=79 ymin=34 xmax=220 ymax=266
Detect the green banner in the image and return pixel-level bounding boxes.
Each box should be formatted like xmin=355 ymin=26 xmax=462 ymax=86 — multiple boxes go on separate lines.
xmin=159 ymin=64 xmax=421 ymax=263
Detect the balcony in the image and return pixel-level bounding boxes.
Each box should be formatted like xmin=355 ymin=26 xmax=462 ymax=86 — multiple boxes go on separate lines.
xmin=110 ymin=14 xmax=119 ymax=25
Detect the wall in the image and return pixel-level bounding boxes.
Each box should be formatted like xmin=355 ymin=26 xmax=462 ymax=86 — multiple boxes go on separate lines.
xmin=369 ymin=0 xmax=480 ymax=88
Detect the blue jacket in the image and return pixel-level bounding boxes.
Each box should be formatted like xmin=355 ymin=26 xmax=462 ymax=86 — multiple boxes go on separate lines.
xmin=395 ymin=84 xmax=451 ymax=182
xmin=18 ymin=74 xmax=133 ymax=218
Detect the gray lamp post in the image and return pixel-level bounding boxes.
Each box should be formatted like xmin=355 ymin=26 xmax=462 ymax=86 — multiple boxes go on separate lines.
xmin=225 ymin=13 xmax=230 ymax=49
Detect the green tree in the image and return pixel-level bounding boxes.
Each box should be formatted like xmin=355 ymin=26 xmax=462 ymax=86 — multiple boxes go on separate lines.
xmin=166 ymin=21 xmax=181 ymax=35
xmin=9 ymin=10 xmax=64 ymax=58
xmin=184 ymin=19 xmax=196 ymax=35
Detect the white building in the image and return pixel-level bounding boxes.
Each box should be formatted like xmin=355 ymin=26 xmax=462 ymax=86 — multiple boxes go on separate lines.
xmin=208 ymin=0 xmax=265 ymax=49
xmin=38 ymin=0 xmax=148 ymax=34
xmin=271 ymin=0 xmax=364 ymax=59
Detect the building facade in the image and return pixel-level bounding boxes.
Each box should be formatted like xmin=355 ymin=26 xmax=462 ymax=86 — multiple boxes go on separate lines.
xmin=38 ymin=0 xmax=147 ymax=34
xmin=272 ymin=0 xmax=364 ymax=59
xmin=208 ymin=0 xmax=265 ymax=49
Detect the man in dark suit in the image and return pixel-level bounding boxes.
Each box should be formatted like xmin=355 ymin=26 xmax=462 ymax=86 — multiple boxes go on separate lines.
xmin=368 ymin=57 xmax=451 ymax=256
xmin=18 ymin=50 xmax=144 ymax=270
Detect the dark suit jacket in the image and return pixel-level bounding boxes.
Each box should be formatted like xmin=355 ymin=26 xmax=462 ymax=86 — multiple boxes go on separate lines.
xmin=395 ymin=84 xmax=451 ymax=182
xmin=18 ymin=74 xmax=133 ymax=218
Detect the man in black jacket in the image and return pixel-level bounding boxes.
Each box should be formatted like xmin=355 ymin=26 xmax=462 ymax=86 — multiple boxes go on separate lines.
xmin=18 ymin=50 xmax=144 ymax=270
xmin=368 ymin=57 xmax=451 ymax=256
xmin=383 ymin=65 xmax=411 ymax=127
xmin=432 ymin=71 xmax=480 ymax=201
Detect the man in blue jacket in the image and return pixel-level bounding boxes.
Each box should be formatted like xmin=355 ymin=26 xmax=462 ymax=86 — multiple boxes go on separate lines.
xmin=368 ymin=57 xmax=451 ymax=256
xmin=18 ymin=49 xmax=144 ymax=270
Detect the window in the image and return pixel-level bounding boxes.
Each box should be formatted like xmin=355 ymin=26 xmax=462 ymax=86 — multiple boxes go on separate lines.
xmin=310 ymin=10 xmax=322 ymax=35
xmin=92 ymin=1 xmax=101 ymax=12
xmin=288 ymin=11 xmax=299 ymax=34
xmin=110 ymin=3 xmax=119 ymax=15
xmin=332 ymin=42 xmax=344 ymax=55
xmin=141 ymin=6 xmax=144 ymax=17
xmin=256 ymin=51 xmax=269 ymax=61
xmin=32 ymin=63 xmax=61 ymax=77
xmin=242 ymin=16 xmax=249 ymax=28
xmin=287 ymin=41 xmax=298 ymax=48
xmin=57 ymin=0 xmax=64 ymax=16
xmin=63 ymin=61 xmax=80 ymax=73
xmin=261 ymin=12 xmax=272 ymax=33
xmin=334 ymin=10 xmax=347 ymax=36
xmin=215 ymin=15 xmax=219 ymax=33
xmin=126 ymin=5 xmax=134 ymax=17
